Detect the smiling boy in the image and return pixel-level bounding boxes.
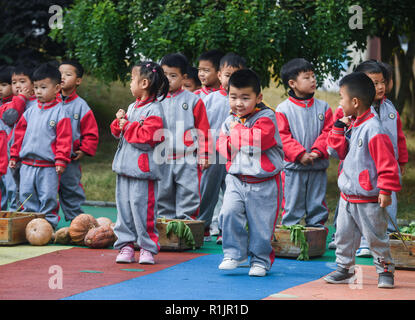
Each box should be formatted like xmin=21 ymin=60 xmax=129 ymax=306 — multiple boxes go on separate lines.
xmin=194 ymin=49 xmax=224 ymax=100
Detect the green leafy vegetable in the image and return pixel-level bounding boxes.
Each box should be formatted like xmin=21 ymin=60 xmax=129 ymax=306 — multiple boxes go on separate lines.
xmin=280 ymin=225 xmax=309 ymax=261
xmin=166 ymin=221 xmax=196 ymax=250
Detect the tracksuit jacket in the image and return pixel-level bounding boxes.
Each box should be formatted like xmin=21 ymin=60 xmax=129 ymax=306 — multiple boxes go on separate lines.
xmin=194 ymin=86 xmax=219 ymax=101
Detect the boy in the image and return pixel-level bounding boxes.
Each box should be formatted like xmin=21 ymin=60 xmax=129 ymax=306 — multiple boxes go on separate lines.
xmin=199 ymin=53 xmax=246 ymax=243
xmin=157 ymin=53 xmax=212 ymax=220
xmin=182 ymin=66 xmax=201 ymax=92
xmin=276 ymin=58 xmax=333 ymax=229
xmin=0 ymin=66 xmax=14 ymax=105
xmin=58 ymin=60 xmax=99 ymax=222
xmin=194 ymin=49 xmax=224 ymax=100
xmin=324 ymin=72 xmax=400 ymax=288
xmin=9 ymin=63 xmax=72 ymax=229
xmin=216 ymin=69 xmax=284 ymax=277
xmin=0 ymin=118 xmax=8 ymax=207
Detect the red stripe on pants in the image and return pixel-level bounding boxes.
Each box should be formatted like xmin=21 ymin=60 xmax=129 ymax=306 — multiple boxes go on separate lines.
xmin=146 ymin=180 xmax=159 ymax=251
xmin=269 ymin=173 xmax=281 ymax=267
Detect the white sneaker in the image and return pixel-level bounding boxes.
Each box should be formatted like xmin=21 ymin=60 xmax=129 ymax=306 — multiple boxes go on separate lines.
xmin=218 ymin=257 xmax=248 ymax=270
xmin=249 ymin=264 xmax=267 ymax=277
xmin=356 ymin=247 xmax=372 ymax=257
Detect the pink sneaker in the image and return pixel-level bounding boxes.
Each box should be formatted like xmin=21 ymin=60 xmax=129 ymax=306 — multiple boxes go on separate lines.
xmin=116 ymin=244 xmax=135 ymax=263
xmin=139 ymin=249 xmax=155 ymax=264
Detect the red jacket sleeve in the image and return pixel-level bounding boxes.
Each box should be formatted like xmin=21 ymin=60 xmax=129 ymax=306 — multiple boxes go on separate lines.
xmin=54 ymin=117 xmax=73 ymax=166
xmin=311 ymin=107 xmax=333 ymax=158
xmin=327 ymin=125 xmax=348 ymax=160
xmin=79 ymin=110 xmax=99 ymax=156
xmin=216 ymin=126 xmax=232 ymax=161
xmin=110 ymin=119 xmax=122 ymax=138
xmin=1 ymin=95 xmax=28 ymax=126
xmin=275 ymin=111 xmax=306 ymax=162
xmin=10 ymin=115 xmax=28 ymax=161
xmin=122 ymin=115 xmax=164 ymax=148
xmin=368 ymin=133 xmax=401 ymax=194
xmin=193 ymin=99 xmax=212 ymax=158
xmin=396 ymin=112 xmax=408 ymax=165
xmin=0 ymin=130 xmax=8 ymax=176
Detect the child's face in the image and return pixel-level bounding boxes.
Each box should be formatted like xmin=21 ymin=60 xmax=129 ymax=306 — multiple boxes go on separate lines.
xmin=366 ymin=72 xmax=385 ymax=101
xmin=182 ymin=78 xmax=200 ymax=92
xmin=0 ymin=82 xmax=13 ymax=99
xmin=198 ymin=60 xmax=219 ymax=87
xmin=339 ymin=86 xmax=357 ymax=117
xmin=129 ymin=66 xmax=148 ymax=98
xmin=229 ymin=85 xmax=262 ymax=118
xmin=289 ymin=71 xmax=316 ymax=97
xmin=59 ymin=64 xmax=82 ymax=93
xmin=34 ymin=78 xmax=61 ymax=103
xmin=12 ymin=73 xmax=33 ymax=96
xmin=218 ymin=64 xmax=240 ymax=91
xmin=162 ymin=65 xmax=185 ymax=93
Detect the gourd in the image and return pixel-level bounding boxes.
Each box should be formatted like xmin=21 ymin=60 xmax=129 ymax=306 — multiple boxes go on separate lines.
xmin=96 ymin=217 xmax=113 ymax=227
xmin=53 ymin=227 xmax=71 ymax=245
xmin=25 ymin=218 xmax=53 ymax=246
xmin=69 ymin=214 xmax=99 ymax=245
xmin=84 ymin=225 xmax=117 ymax=249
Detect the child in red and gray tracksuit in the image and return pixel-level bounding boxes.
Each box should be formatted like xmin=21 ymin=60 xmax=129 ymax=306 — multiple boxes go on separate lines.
xmin=58 ymin=60 xmax=99 ymax=222
xmin=9 ymin=63 xmax=72 ymax=229
xmin=0 ymin=119 xmax=9 ymax=205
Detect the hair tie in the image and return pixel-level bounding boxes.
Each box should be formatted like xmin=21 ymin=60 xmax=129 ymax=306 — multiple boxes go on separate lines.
xmin=152 ymin=68 xmax=156 ymax=73
xmin=146 ymin=63 xmax=151 ymax=67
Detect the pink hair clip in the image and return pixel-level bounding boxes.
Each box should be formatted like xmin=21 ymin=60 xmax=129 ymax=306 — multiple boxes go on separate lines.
xmin=146 ymin=63 xmax=151 ymax=67
xmin=152 ymin=68 xmax=156 ymax=73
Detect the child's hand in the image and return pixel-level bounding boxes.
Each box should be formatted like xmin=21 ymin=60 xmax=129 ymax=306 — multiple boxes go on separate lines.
xmin=18 ymin=87 xmax=31 ymax=99
xmin=400 ymin=164 xmax=406 ymax=176
xmin=378 ymin=193 xmax=392 ymax=208
xmin=339 ymin=116 xmax=351 ymax=127
xmin=119 ymin=118 xmax=127 ymax=130
xmin=73 ymin=150 xmax=85 ymax=161
xmin=9 ymin=159 xmax=16 ymax=169
xmin=199 ymin=158 xmax=210 ymax=171
xmin=299 ymin=153 xmax=313 ymax=166
xmin=309 ymin=152 xmax=320 ymax=160
xmin=116 ymin=109 xmax=126 ymax=120
xmin=56 ymin=165 xmax=66 ymax=175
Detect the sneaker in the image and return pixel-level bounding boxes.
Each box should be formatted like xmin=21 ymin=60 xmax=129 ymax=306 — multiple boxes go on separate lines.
xmin=204 ymin=235 xmax=212 ymax=242
xmin=116 ymin=245 xmax=135 ymax=263
xmin=356 ymin=247 xmax=372 ymax=257
xmin=378 ymin=272 xmax=394 ymax=289
xmin=218 ymin=257 xmax=248 ymax=270
xmin=249 ymin=264 xmax=267 ymax=277
xmin=324 ymin=267 xmax=354 ymax=284
xmin=216 ymin=235 xmax=222 ymax=245
xmin=139 ymin=249 xmax=155 ymax=264
xmin=328 ymin=240 xmax=336 ymax=250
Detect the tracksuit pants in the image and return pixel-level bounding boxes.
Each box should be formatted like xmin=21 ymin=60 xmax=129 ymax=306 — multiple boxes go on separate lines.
xmin=113 ymin=175 xmax=160 ymax=254
xmin=219 ymin=174 xmax=282 ymax=271
xmin=335 ymin=197 xmax=395 ymax=273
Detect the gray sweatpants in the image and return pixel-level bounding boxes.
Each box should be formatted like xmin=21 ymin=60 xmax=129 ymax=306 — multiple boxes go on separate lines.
xmin=157 ymin=160 xmax=201 ymax=220
xmin=219 ymin=174 xmax=282 ymax=270
xmin=59 ymin=160 xmax=85 ymax=221
xmin=19 ymin=164 xmax=60 ymax=229
xmin=281 ymin=169 xmax=328 ymax=228
xmin=335 ymin=197 xmax=395 ymax=273
xmin=113 ymin=175 xmax=160 ymax=254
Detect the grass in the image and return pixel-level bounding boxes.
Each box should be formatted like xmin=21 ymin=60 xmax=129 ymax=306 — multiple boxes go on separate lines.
xmin=77 ymin=77 xmax=415 ymax=223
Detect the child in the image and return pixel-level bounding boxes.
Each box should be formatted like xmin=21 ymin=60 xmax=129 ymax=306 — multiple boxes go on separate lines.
xmin=157 ymin=53 xmax=212 ymax=220
xmin=182 ymin=66 xmax=201 ymax=92
xmin=0 ymin=118 xmax=8 ymax=206
xmin=199 ymin=53 xmax=246 ymax=243
xmin=275 ymin=58 xmax=333 ymax=229
xmin=58 ymin=60 xmax=99 ymax=222
xmin=216 ymin=69 xmax=284 ymax=277
xmin=110 ymin=61 xmax=168 ymax=264
xmin=194 ymin=49 xmax=224 ymax=100
xmin=324 ymin=72 xmax=401 ymax=288
xmin=9 ymin=62 xmax=72 ymax=229
xmin=0 ymin=66 xmax=14 ymax=105
xmin=352 ymin=60 xmax=408 ymax=257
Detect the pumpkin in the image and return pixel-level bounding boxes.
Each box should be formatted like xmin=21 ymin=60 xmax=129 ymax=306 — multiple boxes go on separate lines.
xmin=84 ymin=225 xmax=117 ymax=249
xmin=25 ymin=218 xmax=53 ymax=246
xmin=53 ymin=227 xmax=71 ymax=245
xmin=69 ymin=214 xmax=99 ymax=245
xmin=96 ymin=217 xmax=113 ymax=227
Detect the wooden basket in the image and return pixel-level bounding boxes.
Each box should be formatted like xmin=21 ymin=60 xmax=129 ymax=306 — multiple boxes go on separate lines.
xmin=156 ymin=218 xmax=204 ymax=251
xmin=0 ymin=211 xmax=46 ymax=245
xmin=389 ymin=233 xmax=415 ymax=270
xmin=271 ymin=225 xmax=327 ymax=258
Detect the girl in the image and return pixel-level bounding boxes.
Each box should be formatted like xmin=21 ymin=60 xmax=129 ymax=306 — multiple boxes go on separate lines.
xmin=110 ymin=61 xmax=169 ymax=264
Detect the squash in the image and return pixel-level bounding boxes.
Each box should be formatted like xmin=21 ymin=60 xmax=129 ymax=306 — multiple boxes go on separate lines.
xmin=96 ymin=217 xmax=113 ymax=227
xmin=84 ymin=225 xmax=117 ymax=249
xmin=69 ymin=214 xmax=99 ymax=245
xmin=25 ymin=218 xmax=53 ymax=246
xmin=53 ymin=227 xmax=71 ymax=245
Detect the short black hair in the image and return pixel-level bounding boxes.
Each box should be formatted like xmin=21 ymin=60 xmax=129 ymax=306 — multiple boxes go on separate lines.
xmin=354 ymin=60 xmax=383 ymax=75
xmin=228 ymin=69 xmax=261 ymax=95
xmin=280 ymin=58 xmax=314 ymax=89
xmin=160 ymin=53 xmax=189 ymax=75
xmin=186 ymin=66 xmax=201 ymax=87
xmin=339 ymin=72 xmax=375 ymax=108
xmin=198 ymin=49 xmax=225 ymax=71
xmin=12 ymin=64 xmax=36 ymax=81
xmin=219 ymin=53 xmax=247 ymax=70
xmin=133 ymin=61 xmax=169 ymax=101
xmin=377 ymin=61 xmax=393 ymax=84
xmin=32 ymin=62 xmax=61 ymax=85
xmin=60 ymin=59 xmax=84 ymax=78
xmin=0 ymin=66 xmax=14 ymax=84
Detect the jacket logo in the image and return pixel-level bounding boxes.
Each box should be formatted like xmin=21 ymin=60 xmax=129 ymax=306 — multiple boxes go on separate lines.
xmin=389 ymin=113 xmax=395 ymax=119
xmin=73 ymin=113 xmax=79 ymax=120
xmin=139 ymin=120 xmax=144 ymax=125
xmin=358 ymin=138 xmax=363 ymax=147
xmin=182 ymin=103 xmax=188 ymax=110
xmin=318 ymin=113 xmax=324 ymax=121
xmin=49 ymin=120 xmax=56 ymax=127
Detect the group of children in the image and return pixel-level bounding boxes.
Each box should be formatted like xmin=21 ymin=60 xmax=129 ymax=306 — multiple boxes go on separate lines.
xmin=0 ymin=49 xmax=407 ymax=288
